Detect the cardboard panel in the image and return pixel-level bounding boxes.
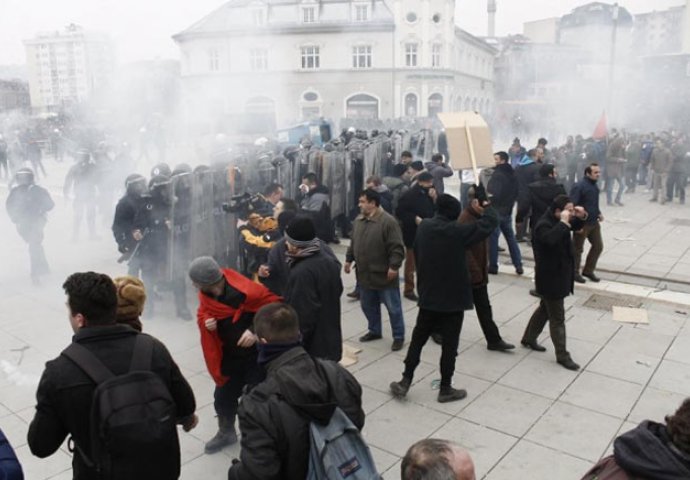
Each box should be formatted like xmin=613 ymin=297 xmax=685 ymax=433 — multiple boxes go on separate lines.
xmin=438 ymin=111 xmax=494 ymax=170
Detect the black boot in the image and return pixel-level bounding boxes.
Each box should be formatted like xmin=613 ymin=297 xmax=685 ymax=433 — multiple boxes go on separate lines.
xmin=389 ymin=376 xmax=411 ymax=398
xmin=205 ymin=416 xmax=237 ymax=454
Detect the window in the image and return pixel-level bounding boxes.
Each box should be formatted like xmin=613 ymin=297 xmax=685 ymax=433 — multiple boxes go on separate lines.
xmin=431 ymin=44 xmax=441 ymax=67
xmin=355 ymin=5 xmax=368 ymax=21
xmin=301 ymin=46 xmax=320 ymax=69
xmin=303 ymin=7 xmax=316 ymax=23
xmin=208 ymin=49 xmax=220 ymax=71
xmin=405 ymin=43 xmax=418 ymax=67
xmin=250 ymin=49 xmax=268 ymax=70
xmin=252 ymin=9 xmax=266 ymax=26
xmin=352 ymin=45 xmax=372 ymax=68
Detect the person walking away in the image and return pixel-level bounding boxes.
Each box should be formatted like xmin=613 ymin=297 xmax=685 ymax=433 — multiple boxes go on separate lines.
xmin=5 ymin=168 xmax=54 ymax=284
xmin=486 ymin=151 xmax=523 ymax=275
xmin=389 ymin=192 xmax=498 ymax=403
xmin=517 ymin=163 xmax=567 ymax=234
xmin=514 ymin=149 xmax=540 ymax=241
xmin=570 ymin=164 xmax=604 ymax=283
xmin=64 ymin=150 xmax=99 ymax=241
xmin=521 ymin=195 xmax=587 ymax=370
xmin=459 ymin=187 xmax=515 ymax=352
xmin=650 ymin=138 xmax=672 ymax=204
xmin=396 ymin=172 xmax=436 ymax=301
xmin=624 ymin=136 xmax=641 ymax=194
xmin=605 ymin=133 xmax=627 ymax=206
xmin=283 ymin=217 xmax=343 ymax=361
xmin=382 ymin=163 xmax=411 ymax=214
xmin=345 ymin=189 xmax=406 ymax=351
xmin=188 ymin=256 xmax=280 ymax=454
xmin=424 ymin=153 xmax=453 ymax=195
xmin=667 ymin=136 xmax=689 ymax=204
xmin=27 ymin=272 xmax=197 ymax=480
xmin=227 ymin=303 xmax=365 ymax=480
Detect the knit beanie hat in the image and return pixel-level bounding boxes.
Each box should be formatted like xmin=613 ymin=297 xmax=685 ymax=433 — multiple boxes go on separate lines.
xmin=539 ymin=163 xmax=555 ymax=178
xmin=188 ymin=256 xmax=223 ymax=286
xmin=113 ymin=276 xmax=146 ymax=331
xmin=393 ymin=163 xmax=408 ymax=177
xmin=284 ymin=216 xmax=316 ymax=247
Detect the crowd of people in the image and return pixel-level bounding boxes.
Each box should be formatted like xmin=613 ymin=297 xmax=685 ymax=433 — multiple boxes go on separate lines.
xmin=2 ymin=117 xmax=690 ymax=479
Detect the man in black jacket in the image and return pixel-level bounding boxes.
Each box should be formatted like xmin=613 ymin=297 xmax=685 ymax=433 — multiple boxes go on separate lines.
xmin=283 ymin=217 xmax=344 ymax=361
xmin=521 ymin=195 xmax=587 ymax=370
xmin=486 ymin=151 xmax=523 ymax=275
xmin=390 ymin=193 xmax=498 ymax=403
xmin=112 ymin=174 xmax=147 ymax=276
xmin=396 ymin=171 xmax=436 ymax=301
xmin=228 ymin=303 xmax=364 ymax=480
xmin=28 ymin=272 xmax=197 ymax=479
xmin=514 ymin=149 xmax=541 ymax=241
xmin=516 ymin=163 xmax=567 ymax=233
xmin=570 ymin=163 xmax=604 ymax=284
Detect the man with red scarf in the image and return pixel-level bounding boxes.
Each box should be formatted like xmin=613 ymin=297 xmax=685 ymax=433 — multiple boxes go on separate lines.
xmin=188 ymin=256 xmax=280 ymax=454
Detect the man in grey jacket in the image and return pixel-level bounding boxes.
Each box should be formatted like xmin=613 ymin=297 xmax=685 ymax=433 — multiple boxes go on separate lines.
xmin=424 ymin=153 xmax=454 ymax=195
xmin=345 ymin=189 xmax=406 ymax=351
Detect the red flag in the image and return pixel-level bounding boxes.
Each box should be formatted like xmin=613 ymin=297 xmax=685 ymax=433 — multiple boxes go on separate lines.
xmin=592 ymin=111 xmax=608 ymax=140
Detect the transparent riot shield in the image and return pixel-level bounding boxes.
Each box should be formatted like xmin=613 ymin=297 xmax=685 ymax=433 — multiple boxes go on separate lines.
xmin=169 ymin=173 xmax=193 ymax=282
xmin=190 ymin=169 xmax=215 ymax=260
xmin=212 ymin=166 xmax=237 ymax=269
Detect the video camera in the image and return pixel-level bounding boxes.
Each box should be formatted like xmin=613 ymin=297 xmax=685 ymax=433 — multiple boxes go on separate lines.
xmin=222 ymin=192 xmax=261 ymax=219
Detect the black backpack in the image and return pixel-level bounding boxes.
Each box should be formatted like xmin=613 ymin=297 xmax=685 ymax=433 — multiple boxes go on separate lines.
xmin=62 ymin=335 xmax=180 ymax=480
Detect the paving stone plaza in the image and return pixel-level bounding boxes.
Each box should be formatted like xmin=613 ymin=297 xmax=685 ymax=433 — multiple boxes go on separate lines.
xmin=1 ymin=167 xmax=689 ymax=479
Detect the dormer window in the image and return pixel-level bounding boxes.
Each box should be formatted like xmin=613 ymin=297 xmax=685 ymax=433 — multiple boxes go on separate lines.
xmin=354 ymin=4 xmax=369 ymax=22
xmin=251 ymin=8 xmax=266 ymax=26
xmin=302 ymin=6 xmax=316 ymax=23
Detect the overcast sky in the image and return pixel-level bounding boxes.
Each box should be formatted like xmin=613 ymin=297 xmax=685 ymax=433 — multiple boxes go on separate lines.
xmin=0 ymin=0 xmax=683 ymax=65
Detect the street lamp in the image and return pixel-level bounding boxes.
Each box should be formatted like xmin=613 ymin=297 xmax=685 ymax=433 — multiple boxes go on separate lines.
xmin=608 ymin=3 xmax=620 ymax=124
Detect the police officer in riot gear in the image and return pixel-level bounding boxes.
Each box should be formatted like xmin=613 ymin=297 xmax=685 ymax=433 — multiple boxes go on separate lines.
xmin=64 ymin=149 xmax=99 ymax=241
xmin=133 ymin=174 xmax=173 ymax=317
xmin=170 ymin=164 xmax=193 ymax=320
xmin=151 ymin=162 xmax=172 ymax=178
xmin=5 ymin=168 xmax=55 ymax=284
xmin=112 ymin=173 xmax=148 ymax=275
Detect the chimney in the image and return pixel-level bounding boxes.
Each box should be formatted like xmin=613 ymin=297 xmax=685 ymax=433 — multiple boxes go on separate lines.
xmin=488 ymin=0 xmax=497 ymax=38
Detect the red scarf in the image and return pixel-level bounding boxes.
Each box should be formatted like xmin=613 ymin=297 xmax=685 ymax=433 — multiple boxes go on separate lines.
xmin=197 ymin=269 xmax=281 ymax=386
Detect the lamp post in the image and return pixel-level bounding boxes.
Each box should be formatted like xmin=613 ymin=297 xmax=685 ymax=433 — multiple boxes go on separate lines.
xmin=607 ymin=3 xmax=619 ymax=123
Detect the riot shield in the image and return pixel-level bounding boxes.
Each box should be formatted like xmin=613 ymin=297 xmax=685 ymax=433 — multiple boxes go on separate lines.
xmin=169 ymin=173 xmax=193 ymax=282
xmin=190 ymin=169 xmax=215 ymax=260
xmin=212 ymin=166 xmax=237 ymax=269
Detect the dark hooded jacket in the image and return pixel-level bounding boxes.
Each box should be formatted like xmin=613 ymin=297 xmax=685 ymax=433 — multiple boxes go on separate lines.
xmin=580 ymin=421 xmax=690 ymax=480
xmin=516 ymin=177 xmax=567 ymax=229
xmin=228 ymin=347 xmax=364 ymax=480
xmin=487 ymin=163 xmax=519 ymax=216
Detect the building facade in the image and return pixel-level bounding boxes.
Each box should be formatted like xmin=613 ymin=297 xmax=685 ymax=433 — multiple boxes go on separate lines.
xmin=23 ymin=24 xmax=115 ymax=112
xmin=633 ymin=5 xmax=685 ymax=56
xmin=172 ymin=0 xmax=496 ymax=130
xmin=0 ymin=79 xmax=30 ymax=112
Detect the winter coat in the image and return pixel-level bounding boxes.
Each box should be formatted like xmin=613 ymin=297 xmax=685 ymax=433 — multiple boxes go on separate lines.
xmin=424 ymin=161 xmax=454 ymax=194
xmin=382 ymin=176 xmax=409 ymax=213
xmin=570 ymin=177 xmax=600 ymax=225
xmin=487 ymin=163 xmax=519 ymax=216
xmin=516 ymin=177 xmax=567 ymax=229
xmin=263 ymin=237 xmax=337 ymax=296
xmin=196 ymin=269 xmax=280 ymax=386
xmin=27 ymin=325 xmax=196 ymax=480
xmin=581 ymin=421 xmax=690 ymax=480
xmin=650 ymin=146 xmax=673 ymax=174
xmin=414 ymin=208 xmax=498 ymax=313
xmin=531 ymin=209 xmax=583 ymax=300
xmin=299 ymin=185 xmax=333 ymax=242
xmin=606 ymin=137 xmax=627 ymax=178
xmin=6 ymin=184 xmax=54 ymax=226
xmin=515 ymin=160 xmax=540 ymax=208
xmin=371 ymin=184 xmax=394 ymax=214
xmin=112 ymin=193 xmax=142 ymax=253
xmin=458 ymin=207 xmax=490 ymax=287
xmin=396 ymin=184 xmax=436 ymax=247
xmin=228 ymin=347 xmax=364 ymax=480
xmin=346 ymin=207 xmax=405 ymax=290
xmin=284 ymin=250 xmax=344 ymax=362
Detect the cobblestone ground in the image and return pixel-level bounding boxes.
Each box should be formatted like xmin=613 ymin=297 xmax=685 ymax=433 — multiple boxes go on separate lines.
xmin=1 ymin=158 xmax=689 ymax=479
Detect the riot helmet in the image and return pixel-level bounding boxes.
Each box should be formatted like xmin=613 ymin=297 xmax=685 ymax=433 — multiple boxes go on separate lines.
xmin=150 ymin=163 xmax=171 ymax=178
xmin=125 ymin=173 xmax=147 ymax=197
xmin=149 ymin=175 xmax=173 ymax=204
xmin=14 ymin=167 xmax=35 ymax=186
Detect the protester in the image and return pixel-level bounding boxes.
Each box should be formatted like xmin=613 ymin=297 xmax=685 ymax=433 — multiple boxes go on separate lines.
xmin=188 ymin=256 xmax=280 ymax=454
xmin=390 ymin=192 xmax=498 ymax=403
xmin=424 ymin=153 xmax=453 ymax=195
xmin=113 ymin=275 xmax=146 ymax=332
xmin=650 ymin=138 xmax=672 ymax=204
xmin=28 ymin=272 xmax=197 ymax=479
xmin=605 ymin=133 xmax=627 ymax=206
xmin=365 ymin=175 xmax=394 ymax=213
xmin=570 ymin=163 xmax=604 ymax=283
xmin=228 ymin=303 xmax=365 ymax=480
xmin=514 ymin=148 xmax=541 ymax=241
xmin=283 ymin=216 xmax=343 ymax=361
xmin=345 ymin=189 xmax=406 ymax=351
xmin=402 ymin=439 xmax=476 ymax=480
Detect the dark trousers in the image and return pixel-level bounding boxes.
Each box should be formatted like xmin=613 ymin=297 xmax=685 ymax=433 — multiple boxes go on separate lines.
xmin=574 ymin=222 xmax=603 ymax=275
xmin=522 ymin=297 xmax=569 ymax=361
xmin=404 ymin=247 xmax=416 ymax=295
xmin=403 ymin=308 xmax=463 ymax=388
xmin=214 ymin=355 xmax=263 ymax=421
xmin=17 ymin=222 xmax=49 ymax=279
xmin=472 ymin=285 xmax=502 ymax=345
xmin=667 ymin=174 xmax=687 ymax=203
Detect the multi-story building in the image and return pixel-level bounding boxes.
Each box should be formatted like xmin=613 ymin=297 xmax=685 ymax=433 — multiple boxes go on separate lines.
xmin=172 ymin=0 xmax=496 ymax=130
xmin=0 ymin=79 xmax=30 ymax=112
xmin=23 ymin=24 xmax=115 ymax=112
xmin=633 ymin=5 xmax=686 ymax=56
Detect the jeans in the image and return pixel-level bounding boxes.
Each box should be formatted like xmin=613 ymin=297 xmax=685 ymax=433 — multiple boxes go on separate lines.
xmin=360 ymin=286 xmax=405 ymax=340
xmin=522 ymin=298 xmax=570 ymax=361
xmin=472 ymin=285 xmax=502 ymax=345
xmin=652 ymin=172 xmax=669 ymax=203
xmin=605 ymin=175 xmax=624 ymax=204
xmin=214 ymin=354 xmax=263 ymax=419
xmin=574 ymin=222 xmax=603 ymax=275
xmin=489 ymin=214 xmax=522 ymax=271
xmin=403 ymin=308 xmax=463 ymax=388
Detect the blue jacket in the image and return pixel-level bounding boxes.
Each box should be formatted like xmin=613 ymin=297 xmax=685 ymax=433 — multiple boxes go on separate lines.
xmin=570 ymin=177 xmax=600 ymax=224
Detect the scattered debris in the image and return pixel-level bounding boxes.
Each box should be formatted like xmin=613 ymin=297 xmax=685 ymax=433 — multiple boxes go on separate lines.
xmin=635 ymin=360 xmax=652 ymax=367
xmin=612 ymin=306 xmax=649 ymax=324
xmin=675 ymin=310 xmax=687 ymax=316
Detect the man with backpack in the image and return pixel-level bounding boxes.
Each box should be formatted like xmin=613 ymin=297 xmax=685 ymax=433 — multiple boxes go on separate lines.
xmin=28 ymin=271 xmax=197 ymax=480
xmin=228 ymin=302 xmax=368 ymax=480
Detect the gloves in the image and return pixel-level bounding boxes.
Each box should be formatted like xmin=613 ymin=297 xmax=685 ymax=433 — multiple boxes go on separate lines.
xmin=473 ymin=184 xmax=488 ymax=204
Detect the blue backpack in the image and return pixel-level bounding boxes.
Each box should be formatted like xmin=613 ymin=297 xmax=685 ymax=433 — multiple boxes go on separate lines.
xmin=0 ymin=429 xmax=24 ymax=480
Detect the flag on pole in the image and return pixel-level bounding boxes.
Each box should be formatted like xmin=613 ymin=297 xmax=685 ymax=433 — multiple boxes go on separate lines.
xmin=592 ymin=111 xmax=608 ymax=140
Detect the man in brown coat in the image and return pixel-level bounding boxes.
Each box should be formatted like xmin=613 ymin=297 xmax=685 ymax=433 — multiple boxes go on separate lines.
xmin=650 ymin=138 xmax=673 ymax=204
xmin=459 ymin=187 xmax=515 ymax=351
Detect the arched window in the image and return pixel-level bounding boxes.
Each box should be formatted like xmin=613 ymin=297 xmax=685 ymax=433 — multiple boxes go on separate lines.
xmin=404 ymin=93 xmax=418 ymax=117
xmin=428 ymin=93 xmax=443 ymax=117
xmin=345 ymin=93 xmax=379 ymax=119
